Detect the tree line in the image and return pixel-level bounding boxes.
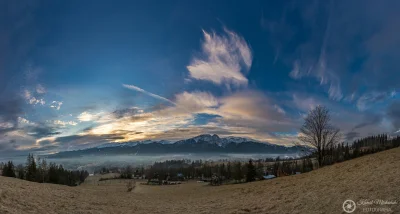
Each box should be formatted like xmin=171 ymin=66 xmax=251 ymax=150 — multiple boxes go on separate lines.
xmin=138 ymin=106 xmax=400 ymax=185
xmin=138 ymin=132 xmax=399 ymax=186
xmin=140 ymin=156 xmax=314 ymax=185
xmin=1 ymin=154 xmax=89 ymax=186
xmin=299 ymin=105 xmax=400 ymax=168
xmin=91 ymin=131 xmax=399 ymax=186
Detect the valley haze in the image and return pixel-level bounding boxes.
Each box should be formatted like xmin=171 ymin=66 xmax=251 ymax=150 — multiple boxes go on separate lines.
xmin=25 ymin=134 xmax=306 ymax=170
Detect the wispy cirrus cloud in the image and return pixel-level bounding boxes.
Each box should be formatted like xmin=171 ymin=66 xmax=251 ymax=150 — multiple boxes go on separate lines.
xmin=122 ymin=84 xmax=176 ymax=105
xmin=186 ymin=28 xmax=252 ymax=87
xmin=288 ymin=35 xmax=343 ymax=101
xmin=356 ymin=91 xmax=395 ymax=111
xmin=283 ymin=1 xmax=343 ymax=101
xmin=264 ymin=0 xmax=400 ymax=104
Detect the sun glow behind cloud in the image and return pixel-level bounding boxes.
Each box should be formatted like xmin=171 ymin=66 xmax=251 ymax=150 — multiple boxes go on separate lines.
xmin=59 ymin=86 xmax=298 ymax=147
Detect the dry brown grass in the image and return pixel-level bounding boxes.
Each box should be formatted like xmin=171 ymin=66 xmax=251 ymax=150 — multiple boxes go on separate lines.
xmin=1 ymin=148 xmax=399 ymax=214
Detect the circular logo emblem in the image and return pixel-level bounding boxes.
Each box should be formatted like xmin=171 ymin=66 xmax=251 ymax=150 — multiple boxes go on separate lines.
xmin=343 ymin=200 xmax=357 ymax=213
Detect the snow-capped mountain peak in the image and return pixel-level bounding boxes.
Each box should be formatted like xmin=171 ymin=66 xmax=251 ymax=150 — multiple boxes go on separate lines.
xmin=51 ymin=134 xmax=309 ymax=158
xmin=96 ymin=142 xmax=138 ymax=149
xmin=223 ymin=136 xmax=255 ymax=143
xmin=96 ymin=134 xmax=261 ymax=149
xmin=192 ymin=134 xmax=220 ymax=143
xmin=96 ymin=139 xmax=172 ymax=149
xmin=174 ymin=134 xmax=257 ymax=147
xmin=158 ymin=140 xmax=173 ymax=145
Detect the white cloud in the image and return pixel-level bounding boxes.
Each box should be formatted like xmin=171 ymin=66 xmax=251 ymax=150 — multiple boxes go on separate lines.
xmin=52 ymin=120 xmax=78 ymax=126
xmin=76 ymin=111 xmax=111 ymax=123
xmin=23 ymin=89 xmax=31 ymax=100
xmin=29 ymin=97 xmax=45 ymax=105
xmin=218 ymin=91 xmax=286 ymax=122
xmin=18 ymin=117 xmax=35 ymax=126
xmin=64 ymin=89 xmax=296 ymax=145
xmin=77 ymin=111 xmax=95 ymax=122
xmin=36 ymin=84 xmax=46 ymax=94
xmin=122 ymin=84 xmax=176 ymax=105
xmin=50 ymin=101 xmax=63 ymax=110
xmin=23 ymin=89 xmax=45 ymax=106
xmin=175 ymin=91 xmax=218 ymax=112
xmin=186 ymin=28 xmax=252 ymax=87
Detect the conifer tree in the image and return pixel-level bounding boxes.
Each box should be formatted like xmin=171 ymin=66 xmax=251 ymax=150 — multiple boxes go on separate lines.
xmin=219 ymin=163 xmax=226 ymax=177
xmin=25 ymin=154 xmax=37 ymax=181
xmin=233 ymin=162 xmax=243 ymax=182
xmin=16 ymin=164 xmax=25 ymax=179
xmin=226 ymin=162 xmax=232 ymax=179
xmin=344 ymin=144 xmax=350 ymax=160
xmin=2 ymin=161 xmax=16 ymax=177
xmin=246 ymin=159 xmax=256 ymax=182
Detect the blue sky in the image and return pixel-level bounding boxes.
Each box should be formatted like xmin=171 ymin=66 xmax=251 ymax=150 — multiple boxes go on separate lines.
xmin=0 ymin=0 xmax=399 ymax=155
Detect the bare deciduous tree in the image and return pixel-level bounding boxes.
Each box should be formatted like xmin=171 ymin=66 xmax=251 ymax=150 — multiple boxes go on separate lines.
xmin=299 ymin=105 xmax=341 ymax=167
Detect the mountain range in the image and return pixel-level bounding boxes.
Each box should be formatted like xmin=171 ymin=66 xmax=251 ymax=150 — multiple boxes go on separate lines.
xmin=49 ymin=134 xmax=309 ymax=158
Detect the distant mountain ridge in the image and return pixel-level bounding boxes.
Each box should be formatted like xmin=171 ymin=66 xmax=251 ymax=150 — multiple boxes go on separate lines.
xmin=49 ymin=134 xmax=308 ymax=158
xmin=96 ymin=134 xmax=259 ymax=149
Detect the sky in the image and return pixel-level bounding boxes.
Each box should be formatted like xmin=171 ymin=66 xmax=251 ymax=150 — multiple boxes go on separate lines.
xmin=1 ymin=0 xmax=399 ymax=156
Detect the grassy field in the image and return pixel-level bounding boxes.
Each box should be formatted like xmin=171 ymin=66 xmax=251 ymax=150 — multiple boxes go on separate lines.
xmin=1 ymin=147 xmax=399 ymax=214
